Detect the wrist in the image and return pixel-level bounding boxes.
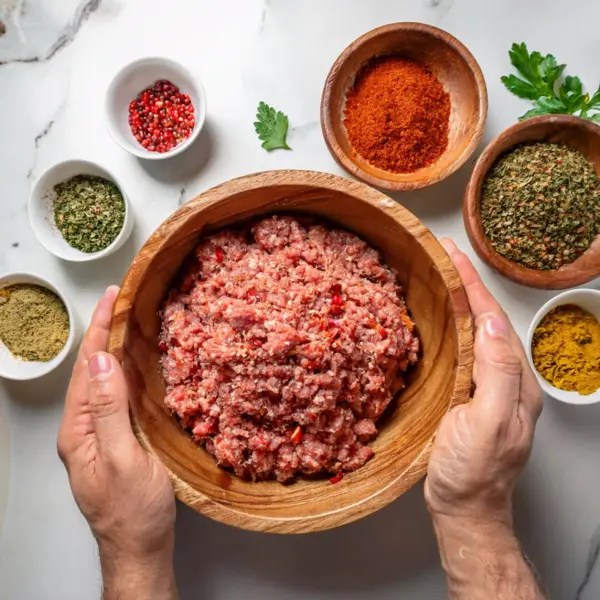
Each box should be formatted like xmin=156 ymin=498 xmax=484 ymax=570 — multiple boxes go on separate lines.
xmin=99 ymin=535 xmax=177 ymax=600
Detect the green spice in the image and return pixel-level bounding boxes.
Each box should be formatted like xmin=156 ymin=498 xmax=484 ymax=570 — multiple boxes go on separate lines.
xmin=0 ymin=284 xmax=69 ymax=362
xmin=53 ymin=175 xmax=126 ymax=253
xmin=481 ymin=143 xmax=600 ymax=270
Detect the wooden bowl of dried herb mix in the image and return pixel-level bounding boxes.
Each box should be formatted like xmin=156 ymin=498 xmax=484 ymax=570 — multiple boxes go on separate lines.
xmin=464 ymin=115 xmax=600 ymax=289
xmin=0 ymin=273 xmax=77 ymax=381
xmin=526 ymin=289 xmax=600 ymax=405
xmin=29 ymin=160 xmax=134 ymax=262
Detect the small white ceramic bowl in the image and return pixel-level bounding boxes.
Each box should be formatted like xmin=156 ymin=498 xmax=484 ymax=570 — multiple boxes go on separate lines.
xmin=527 ymin=289 xmax=600 ymax=405
xmin=0 ymin=273 xmax=78 ymax=381
xmin=29 ymin=159 xmax=134 ymax=262
xmin=106 ymin=57 xmax=206 ymax=160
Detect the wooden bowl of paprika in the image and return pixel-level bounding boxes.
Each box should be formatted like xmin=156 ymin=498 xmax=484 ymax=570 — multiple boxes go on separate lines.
xmin=109 ymin=170 xmax=474 ymax=533
xmin=321 ymin=22 xmax=488 ymax=191
xmin=464 ymin=115 xmax=600 ymax=290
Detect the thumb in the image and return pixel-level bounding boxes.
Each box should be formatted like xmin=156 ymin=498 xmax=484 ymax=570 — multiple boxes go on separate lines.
xmin=88 ymin=352 xmax=135 ymax=455
xmin=472 ymin=314 xmax=522 ymax=420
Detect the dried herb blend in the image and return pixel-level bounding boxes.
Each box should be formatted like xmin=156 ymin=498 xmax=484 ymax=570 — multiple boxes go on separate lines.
xmin=53 ymin=175 xmax=126 ymax=254
xmin=0 ymin=284 xmax=69 ymax=362
xmin=532 ymin=305 xmax=600 ymax=396
xmin=481 ymin=143 xmax=600 ymax=270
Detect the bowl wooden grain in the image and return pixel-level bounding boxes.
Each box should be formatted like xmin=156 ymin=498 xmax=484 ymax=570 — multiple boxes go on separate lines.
xmin=464 ymin=115 xmax=600 ymax=290
xmin=321 ymin=22 xmax=488 ymax=191
xmin=109 ymin=170 xmax=474 ymax=533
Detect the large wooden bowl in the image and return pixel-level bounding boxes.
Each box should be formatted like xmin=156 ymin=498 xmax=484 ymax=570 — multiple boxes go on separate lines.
xmin=109 ymin=171 xmax=473 ymax=533
xmin=321 ymin=22 xmax=488 ymax=191
xmin=464 ymin=115 xmax=600 ymax=289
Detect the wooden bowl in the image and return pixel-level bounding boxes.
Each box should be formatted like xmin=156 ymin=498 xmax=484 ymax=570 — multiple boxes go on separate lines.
xmin=464 ymin=115 xmax=600 ymax=290
xmin=109 ymin=170 xmax=474 ymax=533
xmin=321 ymin=22 xmax=488 ymax=191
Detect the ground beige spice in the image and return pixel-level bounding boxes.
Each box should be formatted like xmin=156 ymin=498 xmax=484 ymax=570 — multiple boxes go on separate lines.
xmin=532 ymin=304 xmax=600 ymax=396
xmin=0 ymin=284 xmax=69 ymax=362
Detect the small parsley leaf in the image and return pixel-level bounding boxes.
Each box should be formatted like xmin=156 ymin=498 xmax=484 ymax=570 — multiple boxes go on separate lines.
xmin=502 ymin=42 xmax=600 ymax=122
xmin=254 ymin=102 xmax=292 ymax=151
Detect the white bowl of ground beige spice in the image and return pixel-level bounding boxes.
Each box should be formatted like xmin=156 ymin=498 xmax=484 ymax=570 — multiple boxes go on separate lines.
xmin=527 ymin=289 xmax=600 ymax=405
xmin=28 ymin=159 xmax=134 ymax=262
xmin=0 ymin=273 xmax=78 ymax=381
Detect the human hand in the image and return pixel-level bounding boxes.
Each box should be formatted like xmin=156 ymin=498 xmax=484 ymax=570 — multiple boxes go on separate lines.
xmin=425 ymin=240 xmax=543 ymax=526
xmin=58 ymin=287 xmax=177 ymax=599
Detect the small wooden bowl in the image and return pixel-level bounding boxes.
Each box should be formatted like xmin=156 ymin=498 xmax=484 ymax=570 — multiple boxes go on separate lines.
xmin=464 ymin=115 xmax=600 ymax=290
xmin=109 ymin=171 xmax=473 ymax=533
xmin=321 ymin=22 xmax=488 ymax=191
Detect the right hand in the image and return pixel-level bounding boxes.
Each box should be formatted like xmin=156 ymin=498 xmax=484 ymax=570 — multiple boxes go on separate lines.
xmin=425 ymin=240 xmax=543 ymax=525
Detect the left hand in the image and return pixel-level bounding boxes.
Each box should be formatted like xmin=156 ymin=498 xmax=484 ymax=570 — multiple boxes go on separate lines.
xmin=57 ymin=286 xmax=176 ymax=560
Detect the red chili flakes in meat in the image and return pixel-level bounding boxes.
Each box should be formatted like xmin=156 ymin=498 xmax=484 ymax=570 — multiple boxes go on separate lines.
xmin=329 ymin=472 xmax=344 ymax=484
xmin=159 ymin=215 xmax=420 ymax=483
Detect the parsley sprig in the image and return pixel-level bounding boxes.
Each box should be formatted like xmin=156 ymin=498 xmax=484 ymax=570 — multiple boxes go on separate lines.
xmin=501 ymin=43 xmax=600 ymax=123
xmin=254 ymin=101 xmax=292 ymax=151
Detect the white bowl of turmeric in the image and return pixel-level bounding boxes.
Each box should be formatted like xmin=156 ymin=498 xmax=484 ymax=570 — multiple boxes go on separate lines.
xmin=0 ymin=273 xmax=78 ymax=381
xmin=527 ymin=289 xmax=600 ymax=405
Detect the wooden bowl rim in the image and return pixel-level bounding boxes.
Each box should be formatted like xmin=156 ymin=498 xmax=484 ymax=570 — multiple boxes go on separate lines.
xmin=320 ymin=21 xmax=489 ymax=192
xmin=463 ymin=114 xmax=600 ymax=290
xmin=110 ymin=169 xmax=474 ymax=533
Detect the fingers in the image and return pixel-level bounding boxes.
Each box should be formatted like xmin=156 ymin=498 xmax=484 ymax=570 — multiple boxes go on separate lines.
xmin=440 ymin=239 xmax=503 ymax=320
xmin=472 ymin=314 xmax=522 ymax=422
xmin=88 ymin=352 xmax=135 ymax=455
xmin=60 ymin=287 xmax=120 ymax=454
xmin=77 ymin=286 xmax=120 ymax=363
xmin=441 ymin=239 xmax=543 ymax=421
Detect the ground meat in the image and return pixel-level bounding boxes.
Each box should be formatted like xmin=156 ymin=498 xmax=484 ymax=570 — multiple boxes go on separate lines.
xmin=160 ymin=215 xmax=420 ymax=483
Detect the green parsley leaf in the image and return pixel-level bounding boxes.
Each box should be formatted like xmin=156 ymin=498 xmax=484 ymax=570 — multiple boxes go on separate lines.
xmin=590 ymin=113 xmax=600 ymax=125
xmin=254 ymin=102 xmax=292 ymax=151
xmin=502 ymin=42 xmax=599 ymax=122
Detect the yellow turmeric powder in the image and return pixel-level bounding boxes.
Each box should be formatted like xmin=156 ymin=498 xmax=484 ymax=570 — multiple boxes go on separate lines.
xmin=532 ymin=305 xmax=600 ymax=396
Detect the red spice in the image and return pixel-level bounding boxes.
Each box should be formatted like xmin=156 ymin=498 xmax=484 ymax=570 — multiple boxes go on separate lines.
xmin=290 ymin=426 xmax=303 ymax=445
xmin=128 ymin=79 xmax=195 ymax=153
xmin=344 ymin=56 xmax=450 ymax=173
xmin=329 ymin=472 xmax=344 ymax=484
xmin=215 ymin=247 xmax=224 ymax=263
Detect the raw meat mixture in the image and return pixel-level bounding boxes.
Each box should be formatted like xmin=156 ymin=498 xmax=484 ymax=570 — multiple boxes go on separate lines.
xmin=160 ymin=215 xmax=420 ymax=483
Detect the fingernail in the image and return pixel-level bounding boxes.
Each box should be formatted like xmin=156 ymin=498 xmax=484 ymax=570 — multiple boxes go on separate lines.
xmin=105 ymin=285 xmax=119 ymax=299
xmin=89 ymin=353 xmax=112 ymax=379
xmin=484 ymin=316 xmax=509 ymax=340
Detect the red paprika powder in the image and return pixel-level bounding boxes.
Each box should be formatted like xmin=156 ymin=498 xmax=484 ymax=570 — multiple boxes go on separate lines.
xmin=344 ymin=56 xmax=451 ymax=174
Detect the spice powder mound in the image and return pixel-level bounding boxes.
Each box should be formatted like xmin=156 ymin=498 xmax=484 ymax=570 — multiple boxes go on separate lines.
xmin=344 ymin=56 xmax=451 ymax=174
xmin=0 ymin=284 xmax=70 ymax=362
xmin=532 ymin=304 xmax=600 ymax=396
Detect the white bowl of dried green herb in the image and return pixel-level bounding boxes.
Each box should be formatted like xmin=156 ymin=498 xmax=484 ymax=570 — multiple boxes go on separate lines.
xmin=526 ymin=289 xmax=600 ymax=405
xmin=29 ymin=160 xmax=134 ymax=262
xmin=0 ymin=273 xmax=78 ymax=381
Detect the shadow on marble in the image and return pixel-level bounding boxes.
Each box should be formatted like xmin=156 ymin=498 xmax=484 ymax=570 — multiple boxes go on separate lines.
xmin=56 ymin=229 xmax=141 ymax=291
xmin=137 ymin=119 xmax=215 ymax=186
xmin=386 ymin=157 xmax=475 ymax=222
xmin=546 ymin=396 xmax=600 ymax=436
xmin=174 ymin=480 xmax=440 ymax=597
xmin=0 ymin=351 xmax=76 ymax=406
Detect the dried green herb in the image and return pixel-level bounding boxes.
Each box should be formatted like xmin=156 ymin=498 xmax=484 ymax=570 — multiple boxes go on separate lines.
xmin=481 ymin=143 xmax=600 ymax=270
xmin=53 ymin=175 xmax=125 ymax=253
xmin=0 ymin=284 xmax=69 ymax=362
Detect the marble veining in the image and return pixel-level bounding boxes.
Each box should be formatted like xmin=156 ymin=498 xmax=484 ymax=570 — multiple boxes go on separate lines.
xmin=575 ymin=525 xmax=600 ymax=600
xmin=0 ymin=0 xmax=100 ymax=65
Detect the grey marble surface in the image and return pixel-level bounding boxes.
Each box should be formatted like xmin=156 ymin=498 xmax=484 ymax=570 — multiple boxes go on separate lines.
xmin=0 ymin=1 xmax=599 ymax=599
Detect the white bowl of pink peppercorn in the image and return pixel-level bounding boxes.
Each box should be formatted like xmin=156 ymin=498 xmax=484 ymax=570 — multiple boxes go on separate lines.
xmin=106 ymin=57 xmax=206 ymax=160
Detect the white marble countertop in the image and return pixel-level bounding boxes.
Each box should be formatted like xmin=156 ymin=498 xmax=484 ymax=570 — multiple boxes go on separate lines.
xmin=1 ymin=1 xmax=599 ymax=598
